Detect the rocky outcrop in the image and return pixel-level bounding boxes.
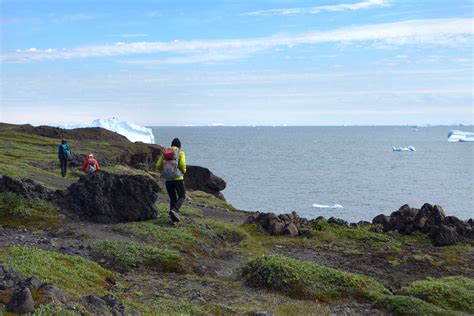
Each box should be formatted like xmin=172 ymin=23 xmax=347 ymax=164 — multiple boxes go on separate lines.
xmin=244 ymin=212 xmax=309 ymax=237
xmin=0 ymin=264 xmax=67 ymax=314
xmin=185 ymin=165 xmax=227 ymax=200
xmin=372 ymin=203 xmax=473 ymax=246
xmin=0 ymin=175 xmax=54 ymax=200
xmin=61 ymin=171 xmax=160 ymax=223
xmin=83 ymin=294 xmax=126 ymax=316
xmin=118 ymin=143 xmax=163 ymax=170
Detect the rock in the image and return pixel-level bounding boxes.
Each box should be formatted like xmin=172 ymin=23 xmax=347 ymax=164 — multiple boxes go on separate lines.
xmin=299 ymin=228 xmax=313 ymax=238
xmin=0 ymin=175 xmax=53 ymax=200
xmin=184 ymin=165 xmax=227 ymax=200
xmin=61 ymin=171 xmax=159 ymax=223
xmin=428 ymin=225 xmax=460 ymax=246
xmin=283 ymin=223 xmax=299 ymax=237
xmin=444 ymin=216 xmax=470 ymax=235
xmin=269 ymin=220 xmax=285 ymax=235
xmin=83 ymin=295 xmax=109 ymax=314
xmin=328 ymin=217 xmax=348 ymax=226
xmin=254 ymin=311 xmax=274 ymax=316
xmin=20 ymin=276 xmax=42 ymax=290
xmin=369 ymin=226 xmax=383 ymax=233
xmin=101 ymin=294 xmax=126 ymax=316
xmin=36 ymin=283 xmax=67 ymax=305
xmin=118 ymin=143 xmax=163 ymax=171
xmin=244 ymin=215 xmax=256 ymax=224
xmin=357 ymin=221 xmax=371 ymax=226
xmin=315 ymin=216 xmax=326 ymax=221
xmin=6 ymin=287 xmax=35 ymax=314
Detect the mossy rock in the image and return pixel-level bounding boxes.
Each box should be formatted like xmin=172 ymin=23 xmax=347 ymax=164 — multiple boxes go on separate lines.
xmin=92 ymin=240 xmax=187 ymax=273
xmin=0 ymin=246 xmax=114 ymax=297
xmin=397 ymin=276 xmax=474 ymax=313
xmin=374 ymin=295 xmax=455 ymax=316
xmin=237 ymin=254 xmax=390 ymax=302
xmin=0 ymin=193 xmax=60 ymax=228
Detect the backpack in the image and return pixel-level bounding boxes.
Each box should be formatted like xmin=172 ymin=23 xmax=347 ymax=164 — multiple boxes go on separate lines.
xmin=161 ymin=148 xmax=183 ymax=180
xmin=61 ymin=144 xmax=73 ymax=160
xmin=86 ymin=158 xmax=97 ymax=175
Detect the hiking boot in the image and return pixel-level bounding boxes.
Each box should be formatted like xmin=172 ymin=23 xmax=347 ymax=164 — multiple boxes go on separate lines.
xmin=169 ymin=209 xmax=180 ymax=223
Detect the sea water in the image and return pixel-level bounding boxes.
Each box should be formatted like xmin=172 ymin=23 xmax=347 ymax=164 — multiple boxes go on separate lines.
xmin=152 ymin=126 xmax=474 ymax=222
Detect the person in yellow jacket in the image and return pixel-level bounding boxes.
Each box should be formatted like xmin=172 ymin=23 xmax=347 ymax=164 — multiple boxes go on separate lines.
xmin=156 ymin=138 xmax=186 ymax=223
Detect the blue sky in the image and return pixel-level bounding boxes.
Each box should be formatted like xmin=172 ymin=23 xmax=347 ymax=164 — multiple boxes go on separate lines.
xmin=0 ymin=0 xmax=473 ymax=126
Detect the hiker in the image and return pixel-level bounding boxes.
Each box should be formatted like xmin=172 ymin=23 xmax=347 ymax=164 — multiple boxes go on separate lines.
xmin=156 ymin=138 xmax=187 ymax=223
xmin=82 ymin=153 xmax=101 ymax=175
xmin=58 ymin=139 xmax=73 ymax=177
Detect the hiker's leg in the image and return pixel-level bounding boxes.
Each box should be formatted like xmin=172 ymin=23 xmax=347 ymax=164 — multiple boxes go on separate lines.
xmin=174 ymin=180 xmax=186 ymax=211
xmin=60 ymin=159 xmax=66 ymax=177
xmin=64 ymin=159 xmax=68 ymax=177
xmin=166 ymin=181 xmax=178 ymax=210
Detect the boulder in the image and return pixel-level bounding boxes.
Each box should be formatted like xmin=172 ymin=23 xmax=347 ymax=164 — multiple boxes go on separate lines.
xmin=118 ymin=143 xmax=163 ymax=170
xmin=328 ymin=217 xmax=348 ymax=226
xmin=372 ymin=214 xmax=390 ymax=231
xmin=0 ymin=176 xmax=53 ymax=200
xmin=283 ymin=223 xmax=299 ymax=237
xmin=269 ymin=220 xmax=285 ymax=235
xmin=428 ymin=225 xmax=460 ymax=246
xmin=61 ymin=171 xmax=159 ymax=223
xmin=184 ymin=165 xmax=227 ymax=200
xmin=6 ymin=287 xmax=35 ymax=314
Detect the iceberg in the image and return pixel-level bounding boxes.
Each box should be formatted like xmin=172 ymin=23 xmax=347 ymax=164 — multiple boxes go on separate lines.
xmin=392 ymin=146 xmax=416 ymax=152
xmin=312 ymin=204 xmax=343 ymax=209
xmin=448 ymin=130 xmax=474 ymax=142
xmin=59 ymin=118 xmax=155 ymax=143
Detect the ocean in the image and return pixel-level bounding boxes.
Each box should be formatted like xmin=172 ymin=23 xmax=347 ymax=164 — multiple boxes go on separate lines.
xmin=152 ymin=126 xmax=474 ymax=222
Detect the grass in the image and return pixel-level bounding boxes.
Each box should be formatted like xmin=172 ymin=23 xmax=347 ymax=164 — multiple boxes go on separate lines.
xmin=92 ymin=240 xmax=187 ymax=273
xmin=200 ymin=220 xmax=249 ymax=243
xmin=0 ymin=246 xmax=115 ymax=297
xmin=397 ymin=276 xmax=474 ymax=313
xmin=188 ymin=190 xmax=235 ymax=210
xmin=374 ymin=295 xmax=454 ymax=316
xmin=237 ymin=254 xmax=390 ymax=302
xmin=157 ymin=202 xmax=203 ymax=218
xmin=123 ymin=298 xmax=205 ymax=315
xmin=119 ymin=220 xmax=197 ymax=250
xmin=0 ymin=193 xmax=60 ymax=228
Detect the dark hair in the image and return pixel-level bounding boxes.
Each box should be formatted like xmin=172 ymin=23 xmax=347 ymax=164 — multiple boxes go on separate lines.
xmin=61 ymin=139 xmax=67 ymax=144
xmin=171 ymin=138 xmax=181 ymax=148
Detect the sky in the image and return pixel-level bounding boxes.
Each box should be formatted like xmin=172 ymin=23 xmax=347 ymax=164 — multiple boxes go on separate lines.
xmin=0 ymin=0 xmax=473 ymax=126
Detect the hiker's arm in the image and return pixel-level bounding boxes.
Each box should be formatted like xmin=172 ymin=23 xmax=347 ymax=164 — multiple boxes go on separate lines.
xmin=82 ymin=160 xmax=88 ymax=172
xmin=179 ymin=151 xmax=186 ymax=174
xmin=156 ymin=155 xmax=164 ymax=172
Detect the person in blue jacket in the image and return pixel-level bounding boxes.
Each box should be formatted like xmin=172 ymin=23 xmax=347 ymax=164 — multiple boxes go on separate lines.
xmin=58 ymin=139 xmax=73 ymax=177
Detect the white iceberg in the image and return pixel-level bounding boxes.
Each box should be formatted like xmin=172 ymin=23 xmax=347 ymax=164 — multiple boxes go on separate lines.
xmin=312 ymin=204 xmax=344 ymax=209
xmin=392 ymin=146 xmax=416 ymax=152
xmin=59 ymin=118 xmax=155 ymax=143
xmin=448 ymin=130 xmax=474 ymax=142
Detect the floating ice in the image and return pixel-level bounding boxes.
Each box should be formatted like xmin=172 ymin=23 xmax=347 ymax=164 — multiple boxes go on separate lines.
xmin=59 ymin=118 xmax=155 ymax=143
xmin=312 ymin=204 xmax=344 ymax=209
xmin=448 ymin=130 xmax=474 ymax=142
xmin=392 ymin=146 xmax=416 ymax=152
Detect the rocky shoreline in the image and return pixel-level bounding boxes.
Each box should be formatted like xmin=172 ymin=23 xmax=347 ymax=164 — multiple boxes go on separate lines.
xmin=0 ymin=123 xmax=473 ymax=315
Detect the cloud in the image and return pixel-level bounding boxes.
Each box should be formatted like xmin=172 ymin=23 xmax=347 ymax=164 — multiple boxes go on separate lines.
xmin=121 ymin=33 xmax=149 ymax=38
xmin=1 ymin=18 xmax=472 ymax=63
xmin=243 ymin=0 xmax=389 ymax=16
xmin=51 ymin=13 xmax=96 ymax=23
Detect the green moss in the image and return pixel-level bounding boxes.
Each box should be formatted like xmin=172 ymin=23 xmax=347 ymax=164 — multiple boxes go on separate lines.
xmin=92 ymin=240 xmax=187 ymax=273
xmin=188 ymin=190 xmax=235 ymax=210
xmin=375 ymin=295 xmax=454 ymax=316
xmin=0 ymin=246 xmax=115 ymax=297
xmin=119 ymin=220 xmax=197 ymax=249
xmin=200 ymin=220 xmax=249 ymax=243
xmin=123 ymin=298 xmax=205 ymax=315
xmin=397 ymin=276 xmax=474 ymax=313
xmin=0 ymin=193 xmax=60 ymax=228
xmin=237 ymin=255 xmax=390 ymax=302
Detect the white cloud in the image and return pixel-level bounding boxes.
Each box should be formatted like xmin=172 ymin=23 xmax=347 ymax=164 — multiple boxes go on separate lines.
xmin=1 ymin=18 xmax=472 ymax=63
xmin=244 ymin=0 xmax=389 ymax=16
xmin=121 ymin=33 xmax=149 ymax=38
xmin=51 ymin=13 xmax=96 ymax=23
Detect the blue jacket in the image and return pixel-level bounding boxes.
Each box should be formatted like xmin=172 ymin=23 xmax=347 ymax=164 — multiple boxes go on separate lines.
xmin=58 ymin=143 xmax=72 ymax=160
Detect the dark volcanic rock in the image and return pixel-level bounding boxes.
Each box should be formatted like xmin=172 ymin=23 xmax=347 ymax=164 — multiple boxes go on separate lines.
xmin=328 ymin=217 xmax=349 ymax=226
xmin=428 ymin=225 xmax=460 ymax=246
xmin=62 ymin=171 xmax=159 ymax=223
xmin=118 ymin=143 xmax=163 ymax=170
xmin=6 ymin=287 xmax=35 ymax=314
xmin=185 ymin=165 xmax=227 ymax=200
xmin=372 ymin=203 xmax=472 ymax=246
xmin=0 ymin=175 xmax=53 ymax=200
xmin=244 ymin=211 xmax=309 ymax=237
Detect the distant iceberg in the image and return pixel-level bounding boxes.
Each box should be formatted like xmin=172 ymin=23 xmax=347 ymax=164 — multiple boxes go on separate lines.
xmin=448 ymin=130 xmax=474 ymax=142
xmin=59 ymin=118 xmax=155 ymax=143
xmin=392 ymin=146 xmax=416 ymax=152
xmin=312 ymin=204 xmax=343 ymax=209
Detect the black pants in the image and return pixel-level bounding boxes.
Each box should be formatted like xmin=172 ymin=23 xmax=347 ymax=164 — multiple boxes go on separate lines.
xmin=166 ymin=180 xmax=185 ymax=211
xmin=60 ymin=159 xmax=68 ymax=177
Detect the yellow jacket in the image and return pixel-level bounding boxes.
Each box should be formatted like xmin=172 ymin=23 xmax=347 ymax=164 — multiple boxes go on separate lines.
xmin=156 ymin=146 xmax=186 ymax=181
